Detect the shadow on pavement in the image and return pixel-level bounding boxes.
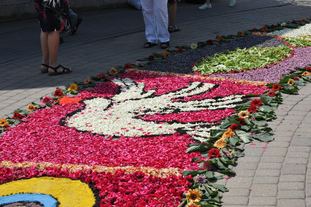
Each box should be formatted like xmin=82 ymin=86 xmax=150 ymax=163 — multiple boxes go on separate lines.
xmin=0 ymin=0 xmax=310 ymax=92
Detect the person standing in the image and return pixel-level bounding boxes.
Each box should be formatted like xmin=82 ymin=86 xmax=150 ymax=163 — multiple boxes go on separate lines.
xmin=199 ymin=0 xmax=236 ymax=10
xmin=34 ymin=0 xmax=72 ymax=75
xmin=141 ymin=0 xmax=170 ymax=49
xmin=168 ymin=0 xmax=180 ymax=33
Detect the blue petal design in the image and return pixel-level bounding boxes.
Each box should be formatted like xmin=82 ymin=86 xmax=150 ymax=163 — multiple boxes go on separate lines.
xmin=0 ymin=194 xmax=58 ymax=207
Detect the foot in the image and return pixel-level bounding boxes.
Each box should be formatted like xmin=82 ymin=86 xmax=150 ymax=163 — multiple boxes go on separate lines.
xmin=40 ymin=64 xmax=49 ymax=73
xmin=144 ymin=42 xmax=157 ymax=48
xmin=168 ymin=25 xmax=181 ymax=33
xmin=160 ymin=42 xmax=170 ymax=49
xmin=229 ymin=0 xmax=236 ymax=7
xmin=199 ymin=3 xmax=212 ymax=10
xmin=48 ymin=64 xmax=72 ymax=76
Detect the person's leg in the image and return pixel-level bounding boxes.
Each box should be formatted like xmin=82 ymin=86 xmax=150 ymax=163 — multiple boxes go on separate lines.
xmin=199 ymin=0 xmax=212 ymax=10
xmin=40 ymin=31 xmax=49 ymax=72
xmin=47 ymin=30 xmax=60 ymax=70
xmin=154 ymin=0 xmax=170 ymax=45
xmin=47 ymin=30 xmax=71 ymax=75
xmin=40 ymin=31 xmax=49 ymax=64
xmin=141 ymin=0 xmax=157 ymax=45
xmin=168 ymin=0 xmax=176 ymax=29
xmin=168 ymin=0 xmax=180 ymax=33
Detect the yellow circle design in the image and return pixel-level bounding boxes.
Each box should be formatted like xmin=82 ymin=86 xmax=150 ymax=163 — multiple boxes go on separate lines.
xmin=0 ymin=177 xmax=96 ymax=207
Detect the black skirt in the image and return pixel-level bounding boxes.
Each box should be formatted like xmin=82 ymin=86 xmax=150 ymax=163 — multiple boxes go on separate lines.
xmin=39 ymin=8 xmax=62 ymax=32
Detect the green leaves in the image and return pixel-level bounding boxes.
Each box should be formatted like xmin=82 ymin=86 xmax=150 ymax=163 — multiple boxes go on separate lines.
xmin=187 ymin=144 xmax=209 ymax=153
xmin=235 ymin=130 xmax=251 ymax=143
xmin=194 ymin=46 xmax=291 ymax=75
xmin=284 ymin=36 xmax=311 ymax=47
xmin=252 ymin=132 xmax=274 ymax=142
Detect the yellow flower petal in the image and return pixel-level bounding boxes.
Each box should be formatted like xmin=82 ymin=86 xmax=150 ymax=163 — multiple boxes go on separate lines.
xmin=214 ymin=138 xmax=227 ymax=149
xmin=238 ymin=110 xmax=250 ymax=119
xmin=186 ymin=189 xmax=203 ymax=203
xmin=0 ymin=118 xmax=9 ymax=127
xmin=222 ymin=128 xmax=235 ymax=139
xmin=68 ymin=83 xmax=79 ymax=91
xmin=0 ymin=177 xmax=96 ymax=207
xmin=287 ymin=79 xmax=295 ymax=86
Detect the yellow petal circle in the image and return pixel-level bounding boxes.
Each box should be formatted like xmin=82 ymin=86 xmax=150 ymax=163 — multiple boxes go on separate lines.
xmin=0 ymin=177 xmax=96 ymax=207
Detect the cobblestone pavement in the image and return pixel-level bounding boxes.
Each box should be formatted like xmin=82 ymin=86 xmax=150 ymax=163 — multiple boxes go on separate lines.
xmin=223 ymin=83 xmax=311 ymax=207
xmin=0 ymin=0 xmax=311 ymax=206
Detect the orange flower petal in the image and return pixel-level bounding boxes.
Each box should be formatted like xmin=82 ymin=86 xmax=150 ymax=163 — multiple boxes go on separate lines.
xmin=59 ymin=97 xmax=82 ymax=105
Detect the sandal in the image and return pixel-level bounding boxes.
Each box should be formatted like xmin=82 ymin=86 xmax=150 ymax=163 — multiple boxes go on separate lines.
xmin=48 ymin=64 xmax=72 ymax=76
xmin=160 ymin=42 xmax=170 ymax=49
xmin=40 ymin=64 xmax=49 ymax=73
xmin=168 ymin=25 xmax=180 ymax=33
xmin=144 ymin=42 xmax=157 ymax=48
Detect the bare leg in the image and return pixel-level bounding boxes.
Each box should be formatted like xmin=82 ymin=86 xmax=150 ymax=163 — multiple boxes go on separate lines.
xmin=168 ymin=2 xmax=177 ymax=28
xmin=47 ymin=30 xmax=60 ymax=69
xmin=40 ymin=31 xmax=49 ymax=65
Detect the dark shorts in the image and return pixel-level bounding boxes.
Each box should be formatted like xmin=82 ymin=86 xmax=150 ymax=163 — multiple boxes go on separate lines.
xmin=39 ymin=10 xmax=61 ymax=32
xmin=168 ymin=0 xmax=177 ymax=4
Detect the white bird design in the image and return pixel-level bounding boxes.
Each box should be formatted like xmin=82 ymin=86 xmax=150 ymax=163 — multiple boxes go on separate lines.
xmin=65 ymin=78 xmax=245 ymax=139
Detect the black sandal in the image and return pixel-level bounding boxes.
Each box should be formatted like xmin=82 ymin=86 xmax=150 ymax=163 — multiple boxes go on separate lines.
xmin=168 ymin=25 xmax=180 ymax=33
xmin=144 ymin=42 xmax=157 ymax=48
xmin=48 ymin=64 xmax=72 ymax=76
xmin=40 ymin=64 xmax=49 ymax=73
xmin=160 ymin=42 xmax=170 ymax=49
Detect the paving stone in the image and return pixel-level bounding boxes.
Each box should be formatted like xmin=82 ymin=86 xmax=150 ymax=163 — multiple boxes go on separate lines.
xmin=282 ymin=164 xmax=307 ymax=175
xmin=235 ymin=161 xmax=258 ymax=170
xmin=279 ymin=175 xmax=306 ymax=182
xmin=305 ymin=184 xmax=311 ymax=197
xmin=222 ymin=196 xmax=248 ymax=205
xmin=263 ymin=147 xmax=287 ymax=156
xmin=223 ymin=205 xmax=247 ymax=207
xmin=249 ymin=196 xmax=276 ymax=206
xmin=273 ymin=134 xmax=295 ymax=141
xmin=306 ymin=176 xmax=311 ymax=184
xmin=244 ymin=148 xmax=264 ymax=157
xmin=227 ymin=177 xmax=253 ymax=188
xmin=278 ymin=182 xmax=305 ymax=190
xmin=250 ymin=184 xmax=277 ymax=196
xmin=258 ymin=162 xmax=282 ymax=170
xmin=225 ymin=188 xmax=250 ymax=196
xmin=248 ymin=206 xmax=274 ymax=207
xmin=253 ymin=176 xmax=279 ymax=184
xmin=288 ymin=146 xmax=311 ymax=152
xmin=261 ymin=156 xmax=285 ymax=163
xmin=234 ymin=169 xmax=256 ymax=177
xmin=278 ymin=190 xmax=305 ymax=199
xmin=292 ymin=138 xmax=311 ymax=146
xmin=238 ymin=157 xmax=261 ymax=164
xmin=277 ymin=199 xmax=306 ymax=207
xmin=285 ymin=157 xmax=308 ymax=164
xmin=255 ymin=169 xmax=280 ymax=177
xmin=275 ymin=126 xmax=297 ymax=133
xmin=268 ymin=141 xmax=290 ymax=148
xmin=286 ymin=151 xmax=309 ymax=158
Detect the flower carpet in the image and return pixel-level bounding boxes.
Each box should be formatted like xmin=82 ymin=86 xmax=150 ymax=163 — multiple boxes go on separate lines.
xmin=0 ymin=19 xmax=311 ymax=207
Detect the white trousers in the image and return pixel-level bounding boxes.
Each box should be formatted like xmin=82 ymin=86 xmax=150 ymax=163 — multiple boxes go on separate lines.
xmin=141 ymin=0 xmax=170 ymax=43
